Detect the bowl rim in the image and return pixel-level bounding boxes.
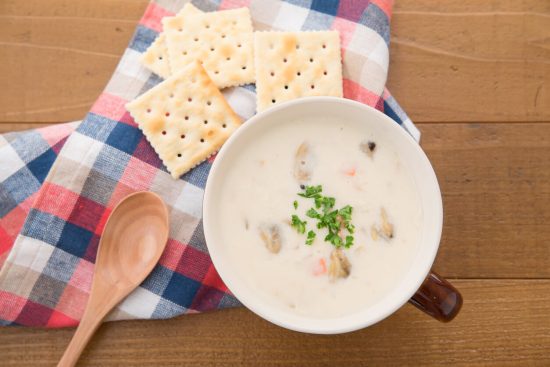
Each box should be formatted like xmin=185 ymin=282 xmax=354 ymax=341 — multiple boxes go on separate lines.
xmin=203 ymin=96 xmax=442 ymax=334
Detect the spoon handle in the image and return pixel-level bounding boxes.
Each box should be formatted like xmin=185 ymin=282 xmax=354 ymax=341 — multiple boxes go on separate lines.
xmin=57 ymin=304 xmax=105 ymax=367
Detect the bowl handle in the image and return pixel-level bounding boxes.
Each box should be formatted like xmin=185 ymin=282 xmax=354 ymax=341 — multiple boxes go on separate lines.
xmin=408 ymin=270 xmax=463 ymax=322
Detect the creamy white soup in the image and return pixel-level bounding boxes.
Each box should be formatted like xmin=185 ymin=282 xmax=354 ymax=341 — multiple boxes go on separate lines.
xmin=216 ymin=117 xmax=423 ymax=319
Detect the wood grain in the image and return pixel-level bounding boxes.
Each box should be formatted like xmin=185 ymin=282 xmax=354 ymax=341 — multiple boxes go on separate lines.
xmin=0 ymin=122 xmax=56 ymax=133
xmin=388 ymin=0 xmax=550 ymax=122
xmin=420 ymin=123 xmax=550 ymax=278
xmin=2 ymin=0 xmax=550 ymax=366
xmin=1 ymin=0 xmax=549 ymax=123
xmin=0 ymin=0 xmax=148 ymax=123
xmin=1 ymin=280 xmax=549 ymax=366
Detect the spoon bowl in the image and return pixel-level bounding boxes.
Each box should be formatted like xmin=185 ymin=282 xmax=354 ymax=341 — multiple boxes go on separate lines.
xmin=58 ymin=191 xmax=169 ymax=367
xmin=95 ymin=193 xmax=169 ymax=287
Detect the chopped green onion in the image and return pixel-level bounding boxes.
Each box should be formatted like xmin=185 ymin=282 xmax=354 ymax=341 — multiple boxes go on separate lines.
xmin=291 ymin=215 xmax=307 ymax=234
xmin=298 ymin=185 xmax=322 ymax=198
xmin=305 ymin=230 xmax=316 ymax=245
xmin=290 ymin=184 xmax=355 ymax=249
xmin=306 ymin=208 xmax=321 ymax=219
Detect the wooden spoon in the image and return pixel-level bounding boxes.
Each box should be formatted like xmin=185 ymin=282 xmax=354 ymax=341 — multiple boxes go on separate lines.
xmin=58 ymin=191 xmax=169 ymax=367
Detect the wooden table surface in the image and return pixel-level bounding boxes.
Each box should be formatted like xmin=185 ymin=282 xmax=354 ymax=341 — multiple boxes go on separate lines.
xmin=1 ymin=0 xmax=549 ymax=366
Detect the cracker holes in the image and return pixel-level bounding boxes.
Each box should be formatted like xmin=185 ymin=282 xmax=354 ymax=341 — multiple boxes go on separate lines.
xmin=237 ymin=43 xmax=242 ymax=48
xmin=178 ymin=28 xmax=183 ymax=32
xmin=182 ymin=51 xmax=188 ymax=56
xmin=146 ymin=108 xmax=152 ymax=113
xmin=180 ymin=134 xmax=186 ymax=139
xmin=222 ymin=123 xmax=227 ymax=128
xmin=200 ymin=138 xmax=205 ymax=143
xmin=210 ymin=47 xmax=215 ymax=52
xmin=205 ymin=24 xmax=210 ymax=29
xmin=169 ymin=93 xmax=174 ymax=98
xmin=242 ymin=66 xmax=247 ymax=70
xmin=194 ymin=37 xmax=199 ymax=42
xmin=162 ymin=131 xmax=167 ymax=135
xmin=184 ymin=116 xmax=189 ymax=121
xmin=323 ymin=71 xmax=328 ymax=76
xmin=221 ymin=34 xmax=226 ymax=38
xmin=177 ymin=153 xmax=182 ymax=157
xmin=310 ymin=85 xmax=315 ymax=89
xmin=158 ymin=56 xmax=163 ymax=60
xmin=284 ymin=85 xmax=288 ymax=90
xmin=283 ymin=58 xmax=287 ymax=63
xmin=214 ymin=70 xmax=219 ymax=74
xmin=272 ymin=99 xmax=276 ymax=104
xmin=188 ymin=97 xmax=193 ymax=102
xmin=270 ymin=71 xmax=275 ymax=77
xmin=309 ymin=58 xmax=314 ymax=63
xmin=207 ymin=101 xmax=212 ymax=106
xmin=165 ymin=112 xmax=170 ymax=117
xmin=204 ymin=120 xmax=208 ymax=125
xmin=297 ymin=71 xmax=301 ymax=76
xmin=296 ymin=44 xmax=300 ymax=50
xmin=322 ymin=44 xmax=326 ymax=49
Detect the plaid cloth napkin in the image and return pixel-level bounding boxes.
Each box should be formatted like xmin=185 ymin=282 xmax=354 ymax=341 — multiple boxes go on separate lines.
xmin=0 ymin=0 xmax=419 ymax=327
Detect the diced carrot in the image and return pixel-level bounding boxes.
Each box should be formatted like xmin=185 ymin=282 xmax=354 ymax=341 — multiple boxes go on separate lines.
xmin=343 ymin=167 xmax=356 ymax=176
xmin=312 ymin=258 xmax=327 ymax=276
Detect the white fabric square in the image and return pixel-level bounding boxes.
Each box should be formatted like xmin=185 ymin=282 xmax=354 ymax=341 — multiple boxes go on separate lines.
xmin=9 ymin=236 xmax=55 ymax=274
xmin=359 ymin=59 xmax=387 ymax=98
xmin=249 ymin=0 xmax=282 ymax=27
xmin=0 ymin=141 xmax=26 ymax=181
xmin=117 ymin=48 xmax=152 ymax=83
xmin=346 ymin=26 xmax=388 ymax=73
xmin=106 ymin=49 xmax=151 ymax=100
xmin=271 ymin=2 xmax=310 ymax=31
xmin=174 ymin=182 xmax=204 ymax=218
xmin=59 ymin=132 xmax=103 ymax=169
xmin=117 ymin=286 xmax=161 ymax=318
xmin=367 ymin=37 xmax=389 ymax=71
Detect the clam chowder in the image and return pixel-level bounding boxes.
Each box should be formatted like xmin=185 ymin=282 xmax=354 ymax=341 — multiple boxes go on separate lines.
xmin=216 ymin=117 xmax=423 ymax=318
